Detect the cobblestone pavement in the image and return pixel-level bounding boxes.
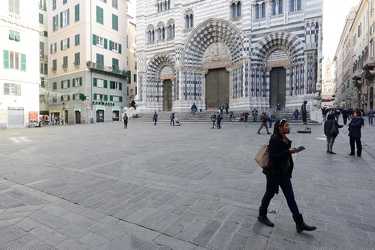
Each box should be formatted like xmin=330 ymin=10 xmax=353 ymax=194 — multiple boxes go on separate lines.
xmin=0 ymin=120 xmax=374 ymax=250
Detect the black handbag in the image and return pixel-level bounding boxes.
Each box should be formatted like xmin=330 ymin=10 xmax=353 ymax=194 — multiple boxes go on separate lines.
xmin=330 ymin=123 xmax=339 ymax=136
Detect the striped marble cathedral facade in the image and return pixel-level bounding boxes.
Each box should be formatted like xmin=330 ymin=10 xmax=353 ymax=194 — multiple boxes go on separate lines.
xmin=136 ymin=0 xmax=323 ymax=112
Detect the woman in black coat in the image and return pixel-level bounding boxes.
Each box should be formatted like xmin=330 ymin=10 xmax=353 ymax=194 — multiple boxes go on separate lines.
xmin=348 ymin=110 xmax=364 ymax=157
xmin=324 ymin=113 xmax=343 ymax=154
xmin=258 ymin=118 xmax=317 ymax=233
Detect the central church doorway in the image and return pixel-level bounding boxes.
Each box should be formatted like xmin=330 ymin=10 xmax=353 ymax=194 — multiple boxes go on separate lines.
xmin=270 ymin=67 xmax=286 ymax=108
xmin=205 ymin=68 xmax=229 ymax=110
xmin=163 ymin=80 xmax=172 ymax=111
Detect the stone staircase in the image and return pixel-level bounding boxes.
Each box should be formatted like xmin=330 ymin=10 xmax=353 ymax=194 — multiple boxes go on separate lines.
xmin=127 ymin=109 xmax=317 ymax=124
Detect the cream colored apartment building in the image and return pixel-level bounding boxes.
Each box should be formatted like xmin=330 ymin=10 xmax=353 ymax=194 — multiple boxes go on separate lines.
xmin=47 ymin=0 xmax=129 ymax=124
xmin=0 ymin=0 xmax=40 ymax=129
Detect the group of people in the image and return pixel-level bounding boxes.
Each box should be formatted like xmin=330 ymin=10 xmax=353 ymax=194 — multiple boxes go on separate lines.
xmin=323 ymin=108 xmax=366 ymax=157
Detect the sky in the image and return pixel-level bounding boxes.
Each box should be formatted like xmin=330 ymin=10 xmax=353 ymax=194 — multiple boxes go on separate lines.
xmin=323 ymin=0 xmax=361 ymax=64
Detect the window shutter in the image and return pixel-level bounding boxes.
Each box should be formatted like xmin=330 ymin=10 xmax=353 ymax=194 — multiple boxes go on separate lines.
xmin=50 ymin=44 xmax=52 ymax=54
xmin=119 ymin=96 xmax=123 ymax=102
xmin=67 ymin=38 xmax=70 ymax=48
xmin=68 ymin=80 xmax=70 ymax=88
xmin=104 ymin=80 xmax=108 ymax=88
xmin=79 ymin=77 xmax=82 ymax=86
xmin=73 ymin=95 xmax=75 ymax=100
xmin=119 ymin=82 xmax=122 ymax=90
xmin=75 ymin=4 xmax=80 ymax=22
xmin=110 ymin=81 xmax=114 ymax=89
xmin=93 ymin=78 xmax=97 ymax=87
xmin=109 ymin=40 xmax=113 ymax=50
xmin=53 ymin=82 xmax=57 ymax=90
xmin=3 ymin=50 xmax=9 ymax=69
xmin=67 ymin=9 xmax=70 ymax=25
xmin=43 ymin=0 xmax=46 ymax=10
xmin=104 ymin=95 xmax=108 ymax=101
xmin=110 ymin=95 xmax=113 ymax=101
xmin=104 ymin=38 xmax=108 ymax=49
xmin=16 ymin=85 xmax=21 ymax=95
xmin=119 ymin=44 xmax=122 ymax=54
xmin=93 ymin=34 xmax=96 ymax=45
xmin=61 ymin=40 xmax=63 ymax=50
xmin=4 ymin=83 xmax=10 ymax=95
xmin=21 ymin=54 xmax=26 ymax=71
xmin=61 ymin=96 xmax=64 ymax=101
xmin=67 ymin=95 xmax=70 ymax=101
xmin=60 ymin=12 xmax=63 ymax=27
xmin=61 ymin=81 xmax=64 ymax=89
xmin=94 ymin=93 xmax=97 ymax=100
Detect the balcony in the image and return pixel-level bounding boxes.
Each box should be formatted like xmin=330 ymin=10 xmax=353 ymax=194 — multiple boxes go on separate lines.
xmin=363 ymin=56 xmax=375 ymax=69
xmin=352 ymin=69 xmax=362 ymax=80
xmin=86 ymin=61 xmax=130 ymax=80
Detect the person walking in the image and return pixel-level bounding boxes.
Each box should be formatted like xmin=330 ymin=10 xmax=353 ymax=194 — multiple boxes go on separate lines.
xmin=257 ymin=111 xmax=271 ymax=134
xmin=348 ymin=110 xmax=364 ymax=157
xmin=153 ymin=111 xmax=158 ymax=126
xmin=368 ymin=108 xmax=374 ymax=125
xmin=216 ymin=112 xmax=222 ymax=129
xmin=324 ymin=113 xmax=343 ymax=154
xmin=123 ymin=113 xmax=128 ymax=129
xmin=170 ymin=113 xmax=175 ymax=126
xmin=258 ymin=118 xmax=317 ymax=233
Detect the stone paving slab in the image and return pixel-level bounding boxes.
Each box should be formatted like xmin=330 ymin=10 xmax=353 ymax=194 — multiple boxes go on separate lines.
xmin=0 ymin=121 xmax=374 ymax=249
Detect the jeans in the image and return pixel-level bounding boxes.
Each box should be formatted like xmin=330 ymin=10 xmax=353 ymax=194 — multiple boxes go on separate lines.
xmin=326 ymin=135 xmax=336 ymax=152
xmin=261 ymin=173 xmax=300 ymax=215
xmin=369 ymin=116 xmax=374 ymax=125
xmin=350 ymin=137 xmax=362 ymax=156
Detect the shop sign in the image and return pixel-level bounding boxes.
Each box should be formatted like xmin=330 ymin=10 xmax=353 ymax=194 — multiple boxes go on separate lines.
xmin=29 ymin=111 xmax=38 ymax=122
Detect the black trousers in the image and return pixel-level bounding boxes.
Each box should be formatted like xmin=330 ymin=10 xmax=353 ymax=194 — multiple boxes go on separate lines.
xmin=350 ymin=137 xmax=362 ymax=156
xmin=261 ymin=173 xmax=300 ymax=216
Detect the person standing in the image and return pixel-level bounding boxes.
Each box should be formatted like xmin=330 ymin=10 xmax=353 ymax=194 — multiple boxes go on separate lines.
xmin=257 ymin=111 xmax=271 ymax=134
xmin=252 ymin=108 xmax=258 ymax=124
xmin=170 ymin=113 xmax=175 ymax=126
xmin=258 ymin=118 xmax=317 ymax=233
xmin=225 ymin=103 xmax=229 ymax=115
xmin=268 ymin=111 xmax=275 ymax=128
xmin=153 ymin=111 xmax=158 ymax=126
xmin=123 ymin=113 xmax=128 ymax=129
xmin=324 ymin=114 xmax=343 ymax=154
xmin=348 ymin=110 xmax=364 ymax=157
xmin=342 ymin=109 xmax=348 ymax=125
xmin=301 ymin=101 xmax=307 ymax=124
xmin=244 ymin=110 xmax=249 ymax=126
xmin=367 ymin=108 xmax=374 ymax=125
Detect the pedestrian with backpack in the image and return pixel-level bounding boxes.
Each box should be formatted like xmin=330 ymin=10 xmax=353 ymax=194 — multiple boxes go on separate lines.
xmin=123 ymin=113 xmax=128 ymax=129
xmin=210 ymin=112 xmax=217 ymax=129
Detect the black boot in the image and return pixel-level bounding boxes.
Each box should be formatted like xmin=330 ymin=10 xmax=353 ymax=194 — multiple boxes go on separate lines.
xmin=292 ymin=214 xmax=317 ymax=233
xmin=258 ymin=207 xmax=274 ymax=227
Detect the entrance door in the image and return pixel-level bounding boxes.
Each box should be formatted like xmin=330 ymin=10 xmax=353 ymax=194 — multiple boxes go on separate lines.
xmin=64 ymin=110 xmax=68 ymax=124
xmin=163 ymin=80 xmax=172 ymax=111
xmin=96 ymin=110 xmax=104 ymax=122
xmin=270 ymin=67 xmax=286 ymax=108
xmin=75 ymin=111 xmax=81 ymax=124
xmin=205 ymin=68 xmax=229 ymax=110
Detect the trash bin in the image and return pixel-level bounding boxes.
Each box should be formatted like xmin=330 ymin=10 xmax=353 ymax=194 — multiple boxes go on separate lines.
xmin=90 ymin=118 xmax=93 ymax=124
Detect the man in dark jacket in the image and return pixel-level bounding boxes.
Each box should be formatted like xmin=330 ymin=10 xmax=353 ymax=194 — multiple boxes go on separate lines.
xmin=348 ymin=110 xmax=364 ymax=157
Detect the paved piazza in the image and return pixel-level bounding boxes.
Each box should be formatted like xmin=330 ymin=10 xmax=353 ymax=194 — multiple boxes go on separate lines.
xmin=0 ymin=120 xmax=375 ymax=249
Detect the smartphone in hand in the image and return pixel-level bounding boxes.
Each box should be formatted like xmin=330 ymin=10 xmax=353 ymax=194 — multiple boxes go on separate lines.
xmin=297 ymin=146 xmax=305 ymax=152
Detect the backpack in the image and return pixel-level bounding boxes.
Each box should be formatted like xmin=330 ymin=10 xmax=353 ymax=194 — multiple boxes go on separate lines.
xmin=211 ymin=114 xmax=216 ymax=120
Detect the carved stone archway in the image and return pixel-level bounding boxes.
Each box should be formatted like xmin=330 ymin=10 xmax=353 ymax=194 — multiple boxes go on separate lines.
xmin=182 ymin=18 xmax=245 ymax=69
xmin=145 ymin=54 xmax=176 ymax=105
